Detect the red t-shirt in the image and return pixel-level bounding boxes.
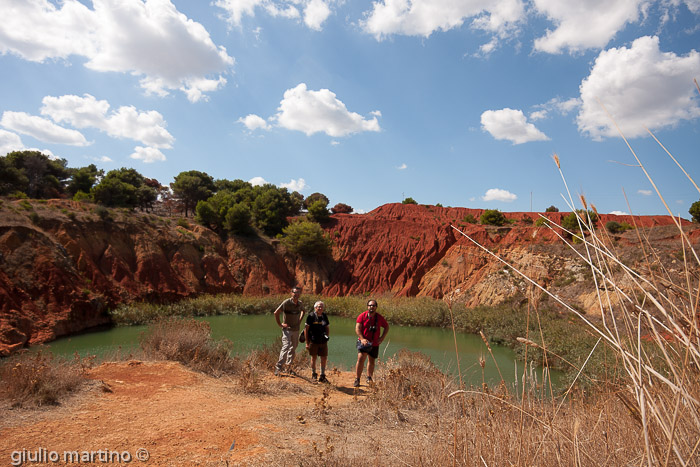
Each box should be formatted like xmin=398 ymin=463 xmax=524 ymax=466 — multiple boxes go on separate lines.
xmin=356 ymin=311 xmax=389 ymax=346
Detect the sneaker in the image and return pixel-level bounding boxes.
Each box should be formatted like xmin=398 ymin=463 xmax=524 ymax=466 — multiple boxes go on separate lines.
xmin=353 ymin=378 xmax=360 ymax=388
xmin=312 ymin=372 xmax=318 ymax=381
xmin=319 ymin=374 xmax=328 ymax=383
xmin=367 ymin=376 xmax=373 ymax=385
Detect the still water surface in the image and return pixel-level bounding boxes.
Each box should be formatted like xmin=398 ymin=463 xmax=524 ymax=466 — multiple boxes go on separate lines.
xmin=43 ymin=314 xmax=559 ymax=388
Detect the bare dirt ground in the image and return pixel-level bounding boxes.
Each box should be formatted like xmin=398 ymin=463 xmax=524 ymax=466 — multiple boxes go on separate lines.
xmin=0 ymin=360 xmax=367 ymax=466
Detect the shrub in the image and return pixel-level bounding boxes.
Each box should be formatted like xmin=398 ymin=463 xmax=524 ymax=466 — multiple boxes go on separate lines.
xmin=689 ymin=199 xmax=700 ymax=222
xmin=545 ymin=205 xmax=559 ymax=212
xmin=480 ymin=209 xmax=506 ymax=226
xmin=195 ymin=200 xmax=218 ymax=227
xmin=463 ymin=214 xmax=477 ymax=224
xmin=307 ymin=199 xmax=330 ymax=223
xmin=281 ymin=220 xmax=332 ymax=257
xmin=402 ymin=197 xmax=417 ymax=204
xmin=224 ymin=203 xmax=253 ymax=235
xmin=95 ymin=205 xmax=111 ymax=221
xmin=0 ymin=352 xmax=86 ymax=407
xmin=535 ymin=217 xmax=549 ymax=227
xmin=303 ymin=192 xmax=329 ymax=210
xmin=72 ymin=191 xmax=90 ymax=202
xmin=562 ymin=210 xmax=598 ymax=233
xmin=176 ymin=218 xmax=190 ymax=229
xmin=330 ymin=203 xmax=353 ymax=214
xmin=140 ymin=318 xmax=238 ymax=376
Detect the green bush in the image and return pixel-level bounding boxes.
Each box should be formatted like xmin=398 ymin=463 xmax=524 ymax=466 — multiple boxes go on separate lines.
xmin=224 ymin=203 xmax=253 ymax=235
xmin=545 ymin=205 xmax=559 ymax=212
xmin=463 ymin=214 xmax=477 ymax=224
xmin=605 ymin=220 xmax=633 ymax=234
xmin=480 ymin=209 xmax=506 ymax=226
xmin=307 ymin=199 xmax=330 ymax=223
xmin=73 ymin=191 xmax=92 ymax=202
xmin=689 ymin=200 xmax=700 ymax=222
xmin=95 ymin=205 xmax=111 ymax=221
xmin=535 ymin=217 xmax=550 ymax=227
xmin=402 ymin=197 xmax=418 ymax=205
xmin=281 ymin=220 xmax=332 ymax=257
xmin=195 ymin=200 xmax=218 ymax=227
xmin=606 ymin=221 xmax=622 ymax=234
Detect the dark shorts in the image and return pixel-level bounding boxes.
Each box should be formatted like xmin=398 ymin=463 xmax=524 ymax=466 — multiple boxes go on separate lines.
xmin=307 ymin=342 xmax=328 ymax=357
xmin=358 ymin=346 xmax=379 ymax=359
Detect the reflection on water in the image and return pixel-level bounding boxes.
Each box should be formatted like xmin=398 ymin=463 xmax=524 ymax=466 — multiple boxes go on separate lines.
xmin=40 ymin=314 xmax=561 ymax=389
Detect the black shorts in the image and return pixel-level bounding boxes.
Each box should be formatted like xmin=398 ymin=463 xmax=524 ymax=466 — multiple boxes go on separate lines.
xmin=359 ymin=346 xmax=379 ymax=359
xmin=307 ymin=342 xmax=328 ymax=357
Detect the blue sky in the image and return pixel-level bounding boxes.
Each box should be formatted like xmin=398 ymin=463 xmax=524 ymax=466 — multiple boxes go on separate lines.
xmin=1 ymin=0 xmax=699 ymax=216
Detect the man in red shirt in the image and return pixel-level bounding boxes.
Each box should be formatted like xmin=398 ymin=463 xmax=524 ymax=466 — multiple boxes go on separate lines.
xmin=354 ymin=299 xmax=389 ymax=387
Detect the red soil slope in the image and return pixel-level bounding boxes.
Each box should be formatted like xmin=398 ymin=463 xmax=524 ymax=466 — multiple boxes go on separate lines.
xmin=0 ymin=200 xmax=694 ymax=355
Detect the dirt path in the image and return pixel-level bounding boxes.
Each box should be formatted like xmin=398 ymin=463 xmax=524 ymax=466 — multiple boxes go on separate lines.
xmin=0 ymin=360 xmax=366 ymax=466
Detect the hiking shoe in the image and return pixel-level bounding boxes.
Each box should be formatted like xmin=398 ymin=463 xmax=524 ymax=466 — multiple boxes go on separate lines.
xmin=353 ymin=378 xmax=360 ymax=388
xmin=367 ymin=376 xmax=373 ymax=385
xmin=312 ymin=372 xmax=318 ymax=381
xmin=319 ymin=374 xmax=328 ymax=383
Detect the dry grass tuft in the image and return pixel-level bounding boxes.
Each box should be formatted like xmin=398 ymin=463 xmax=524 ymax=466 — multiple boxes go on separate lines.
xmin=140 ymin=318 xmax=239 ymax=376
xmin=0 ymin=351 xmax=88 ymax=408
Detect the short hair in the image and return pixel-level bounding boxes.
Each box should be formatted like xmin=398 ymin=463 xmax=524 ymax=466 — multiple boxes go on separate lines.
xmin=367 ymin=299 xmax=377 ymax=306
xmin=314 ymin=301 xmax=325 ymax=309
xmin=292 ymin=286 xmax=302 ymax=292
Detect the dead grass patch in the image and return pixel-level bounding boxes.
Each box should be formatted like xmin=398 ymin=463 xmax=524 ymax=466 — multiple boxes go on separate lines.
xmin=0 ymin=351 xmax=88 ymax=408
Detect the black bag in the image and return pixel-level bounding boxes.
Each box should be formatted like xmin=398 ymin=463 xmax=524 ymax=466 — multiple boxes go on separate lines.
xmin=299 ymin=331 xmax=306 ymax=343
xmin=356 ymin=339 xmax=372 ymax=353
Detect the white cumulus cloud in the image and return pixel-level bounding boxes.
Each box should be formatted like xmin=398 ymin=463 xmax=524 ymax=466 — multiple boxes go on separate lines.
xmin=238 ymin=114 xmax=271 ymax=131
xmin=397 ymin=163 xmax=407 ymax=170
xmin=638 ymin=189 xmax=653 ymax=195
xmin=249 ymin=176 xmax=268 ymax=186
xmin=481 ymin=108 xmax=549 ymax=144
xmin=0 ymin=0 xmax=234 ymax=102
xmin=482 ymin=188 xmax=517 ymax=202
xmin=609 ymin=210 xmax=628 ymax=215
xmin=0 ymin=129 xmax=25 ymax=154
xmin=41 ymin=94 xmax=174 ymax=148
xmin=274 ymin=83 xmax=381 ymax=137
xmin=577 ymin=36 xmax=700 ymax=140
xmin=280 ymin=178 xmax=308 ymax=192
xmin=0 ymin=111 xmax=89 ymax=146
xmin=215 ymin=0 xmax=332 ymax=30
xmin=532 ymin=0 xmax=646 ymax=54
xmin=361 ymin=0 xmax=526 ymax=43
xmin=130 ymin=146 xmax=166 ymax=163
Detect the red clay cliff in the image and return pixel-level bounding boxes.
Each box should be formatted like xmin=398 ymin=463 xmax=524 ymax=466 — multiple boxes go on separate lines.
xmin=0 ymin=200 xmax=696 ymax=355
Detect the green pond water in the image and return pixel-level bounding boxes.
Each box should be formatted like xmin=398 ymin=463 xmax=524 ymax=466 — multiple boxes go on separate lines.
xmin=40 ymin=314 xmax=561 ymax=389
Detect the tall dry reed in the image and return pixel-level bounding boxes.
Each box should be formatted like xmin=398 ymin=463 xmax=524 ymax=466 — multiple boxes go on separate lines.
xmin=450 ymin=129 xmax=700 ymax=464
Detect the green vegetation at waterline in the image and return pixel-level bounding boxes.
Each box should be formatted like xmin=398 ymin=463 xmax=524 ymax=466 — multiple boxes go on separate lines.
xmin=109 ymin=294 xmax=604 ymax=382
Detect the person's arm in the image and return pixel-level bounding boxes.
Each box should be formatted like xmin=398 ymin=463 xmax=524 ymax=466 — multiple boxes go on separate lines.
xmin=298 ymin=308 xmax=305 ymax=327
xmin=274 ymin=304 xmax=287 ymax=328
xmin=356 ymin=322 xmax=369 ymax=345
xmin=378 ymin=320 xmax=389 ymax=344
xmin=304 ymin=324 xmax=310 ymax=347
